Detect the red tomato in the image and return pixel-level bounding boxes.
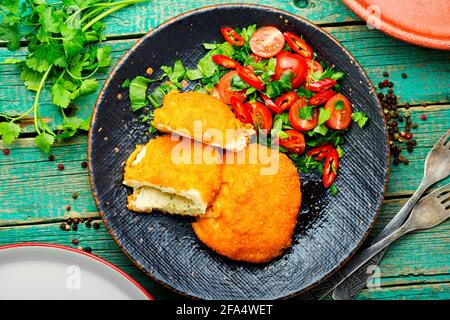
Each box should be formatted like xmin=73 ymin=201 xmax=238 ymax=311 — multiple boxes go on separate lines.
xmin=259 ymin=93 xmax=282 ymax=113
xmin=246 ymin=101 xmax=273 ymax=131
xmin=305 ymin=78 xmax=337 ymax=92
xmin=274 ymin=51 xmax=308 ymax=89
xmin=307 ymin=143 xmax=334 ymax=160
xmin=324 ymin=94 xmax=353 ymax=130
xmin=309 ymin=90 xmax=337 ymax=106
xmin=275 ymin=91 xmax=298 ymax=112
xmin=283 ymin=32 xmax=313 ymax=59
xmin=218 ymin=71 xmax=246 ymax=104
xmin=220 ymin=27 xmax=245 ymax=46
xmin=212 ymin=55 xmax=240 ymax=69
xmin=236 ymin=66 xmax=265 ymax=91
xmin=230 ymin=96 xmax=252 ymax=124
xmin=323 ymin=149 xmax=339 ymax=188
xmin=288 ymin=98 xmax=318 ymax=132
xmin=279 ymin=130 xmax=306 ymax=154
xmin=249 ymin=26 xmax=285 ymax=58
xmin=306 ymin=59 xmax=323 ymax=84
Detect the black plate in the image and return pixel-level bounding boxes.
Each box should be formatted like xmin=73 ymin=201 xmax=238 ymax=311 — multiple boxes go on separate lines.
xmin=88 ymin=4 xmax=389 ymax=299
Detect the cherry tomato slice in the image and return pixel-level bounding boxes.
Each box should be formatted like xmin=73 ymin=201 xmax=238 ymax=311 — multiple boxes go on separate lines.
xmin=305 ymin=78 xmax=337 ymax=92
xmin=306 ymin=59 xmax=323 ymax=84
xmin=259 ymin=93 xmax=282 ymax=113
xmin=218 ymin=71 xmax=247 ymax=104
xmin=324 ymin=93 xmax=353 ymax=130
xmin=246 ymin=101 xmax=273 ymax=131
xmin=279 ymin=130 xmax=306 ymax=154
xmin=288 ymin=98 xmax=319 ymax=132
xmin=307 ymin=143 xmax=334 ymax=160
xmin=323 ymin=149 xmax=339 ymax=188
xmin=275 ymin=91 xmax=298 ymax=112
xmin=283 ymin=32 xmax=313 ymax=59
xmin=309 ymin=90 xmax=337 ymax=106
xmin=230 ymin=96 xmax=252 ymax=124
xmin=249 ymin=26 xmax=285 ymax=58
xmin=212 ymin=55 xmax=240 ymax=69
xmin=237 ymin=66 xmax=265 ymax=91
xmin=274 ymin=51 xmax=308 ymax=89
xmin=220 ymin=27 xmax=245 ymax=46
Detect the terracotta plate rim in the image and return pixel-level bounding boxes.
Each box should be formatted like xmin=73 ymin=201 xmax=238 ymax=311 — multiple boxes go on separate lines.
xmin=343 ymin=0 xmax=450 ymax=50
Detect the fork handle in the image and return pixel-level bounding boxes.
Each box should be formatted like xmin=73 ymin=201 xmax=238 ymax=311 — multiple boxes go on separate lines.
xmin=331 ymin=225 xmax=411 ymax=299
xmin=331 ymin=182 xmax=429 ymax=300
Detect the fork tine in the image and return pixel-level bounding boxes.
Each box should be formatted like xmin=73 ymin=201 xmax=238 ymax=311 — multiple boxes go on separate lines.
xmin=436 ymin=129 xmax=450 ymax=147
xmin=429 ymin=183 xmax=450 ymax=198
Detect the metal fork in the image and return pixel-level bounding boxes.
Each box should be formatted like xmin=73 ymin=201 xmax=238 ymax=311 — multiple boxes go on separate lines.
xmin=330 ymin=183 xmax=450 ymax=298
xmin=332 ymin=129 xmax=450 ymax=300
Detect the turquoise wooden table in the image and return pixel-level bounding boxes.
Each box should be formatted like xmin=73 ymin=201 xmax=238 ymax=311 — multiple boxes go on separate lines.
xmin=0 ymin=0 xmax=449 ymax=300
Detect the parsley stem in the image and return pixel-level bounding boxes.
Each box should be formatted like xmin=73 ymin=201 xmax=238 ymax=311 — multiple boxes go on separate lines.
xmin=82 ymin=4 xmax=129 ymax=33
xmin=91 ymin=0 xmax=148 ymax=7
xmin=33 ymin=66 xmax=53 ymax=135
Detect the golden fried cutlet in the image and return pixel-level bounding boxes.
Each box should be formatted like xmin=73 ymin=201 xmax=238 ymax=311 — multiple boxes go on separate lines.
xmin=192 ymin=144 xmax=301 ymax=263
xmin=123 ymin=135 xmax=223 ymax=216
xmin=153 ymin=91 xmax=254 ymax=152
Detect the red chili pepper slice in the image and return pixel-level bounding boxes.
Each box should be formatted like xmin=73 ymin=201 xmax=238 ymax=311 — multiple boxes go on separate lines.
xmin=236 ymin=66 xmax=265 ymax=91
xmin=309 ymin=90 xmax=337 ymax=106
xmin=259 ymin=93 xmax=282 ymax=113
xmin=307 ymin=143 xmax=334 ymax=160
xmin=283 ymin=32 xmax=313 ymax=59
xmin=220 ymin=27 xmax=245 ymax=46
xmin=305 ymin=78 xmax=337 ymax=92
xmin=275 ymin=91 xmax=298 ymax=112
xmin=230 ymin=96 xmax=252 ymax=124
xmin=323 ymin=149 xmax=339 ymax=188
xmin=212 ymin=55 xmax=240 ymax=69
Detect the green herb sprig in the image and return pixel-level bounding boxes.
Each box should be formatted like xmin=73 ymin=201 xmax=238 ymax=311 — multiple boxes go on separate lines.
xmin=0 ymin=0 xmax=149 ymax=152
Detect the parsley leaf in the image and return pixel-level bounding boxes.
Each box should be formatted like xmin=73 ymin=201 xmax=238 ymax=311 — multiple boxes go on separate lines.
xmin=129 ymin=76 xmax=153 ymax=111
xmin=197 ymin=42 xmax=234 ymax=77
xmin=186 ymin=69 xmax=203 ymax=81
xmin=298 ymin=105 xmax=313 ymax=120
xmin=0 ymin=122 xmax=21 ymax=144
xmin=51 ymin=79 xmax=73 ymax=109
xmin=334 ymin=100 xmax=345 ymax=110
xmin=161 ymin=60 xmax=186 ymax=83
xmin=34 ymin=132 xmax=55 ymax=154
xmin=352 ymin=111 xmax=369 ymax=128
xmin=330 ymin=184 xmax=339 ymax=196
xmin=317 ymin=107 xmax=331 ymax=125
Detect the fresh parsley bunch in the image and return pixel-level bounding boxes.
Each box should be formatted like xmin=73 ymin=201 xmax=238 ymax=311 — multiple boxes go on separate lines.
xmin=0 ymin=0 xmax=149 ymax=153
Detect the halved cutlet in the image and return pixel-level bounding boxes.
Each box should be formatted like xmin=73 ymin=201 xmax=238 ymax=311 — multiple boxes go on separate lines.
xmin=153 ymin=91 xmax=254 ymax=152
xmin=123 ymin=135 xmax=223 ymax=216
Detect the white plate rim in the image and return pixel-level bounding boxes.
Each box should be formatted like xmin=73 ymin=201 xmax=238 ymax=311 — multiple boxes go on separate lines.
xmin=0 ymin=242 xmax=153 ymax=300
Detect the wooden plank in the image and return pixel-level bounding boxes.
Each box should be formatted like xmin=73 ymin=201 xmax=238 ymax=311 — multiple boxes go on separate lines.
xmin=1 ymin=26 xmax=448 ymax=132
xmin=0 ymin=0 xmax=359 ymax=48
xmin=0 ymin=220 xmax=448 ymax=299
xmin=358 ymin=283 xmax=450 ymax=300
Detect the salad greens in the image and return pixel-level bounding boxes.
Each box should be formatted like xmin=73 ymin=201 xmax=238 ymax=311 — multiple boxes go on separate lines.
xmin=120 ymin=24 xmax=370 ymax=193
xmin=0 ymin=0 xmax=149 ymax=152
